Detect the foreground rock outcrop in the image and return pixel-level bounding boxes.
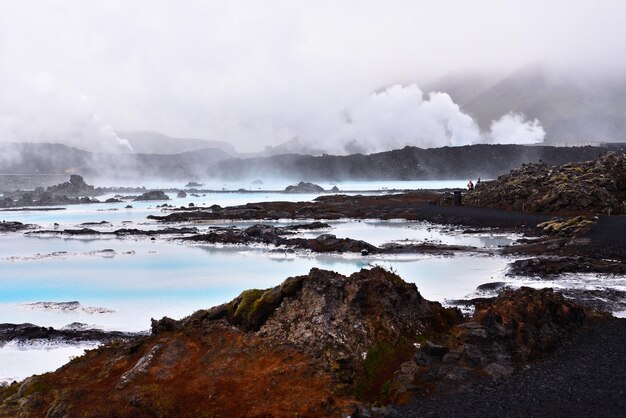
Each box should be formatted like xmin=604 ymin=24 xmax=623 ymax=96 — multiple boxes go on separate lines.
xmin=388 ymin=287 xmax=594 ymax=403
xmin=0 ymin=268 xmax=601 ymax=417
xmin=464 ymin=152 xmax=626 ymax=215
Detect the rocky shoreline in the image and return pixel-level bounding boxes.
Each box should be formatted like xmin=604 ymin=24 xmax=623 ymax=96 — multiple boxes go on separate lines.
xmin=148 ymin=192 xmax=551 ymax=228
xmin=0 ymin=323 xmax=141 ymax=346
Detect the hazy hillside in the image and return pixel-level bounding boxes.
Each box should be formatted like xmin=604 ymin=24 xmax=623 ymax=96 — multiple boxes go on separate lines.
xmin=117 ymin=131 xmax=237 ymax=155
xmin=208 ymin=144 xmax=619 ymax=181
xmin=425 ymin=71 xmax=500 ymax=107
xmin=430 ymin=64 xmax=626 ymax=145
xmin=0 ymin=142 xmax=231 ymax=181
xmin=2 ymin=142 xmax=621 ymax=185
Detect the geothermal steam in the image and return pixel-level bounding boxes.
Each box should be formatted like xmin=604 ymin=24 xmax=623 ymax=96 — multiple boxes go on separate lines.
xmin=325 ymin=84 xmax=545 ymax=154
xmin=0 ymin=76 xmax=543 ymax=155
xmin=0 ymin=73 xmax=132 ymax=153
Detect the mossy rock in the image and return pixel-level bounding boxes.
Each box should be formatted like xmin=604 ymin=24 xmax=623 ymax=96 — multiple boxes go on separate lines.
xmin=230 ymin=288 xmax=287 ymax=332
xmin=354 ymin=338 xmax=416 ymax=402
xmin=232 ymin=289 xmax=266 ymax=322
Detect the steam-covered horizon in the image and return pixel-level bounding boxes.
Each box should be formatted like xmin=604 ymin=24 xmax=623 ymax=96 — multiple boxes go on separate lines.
xmin=1 ymin=1 xmax=625 ymax=154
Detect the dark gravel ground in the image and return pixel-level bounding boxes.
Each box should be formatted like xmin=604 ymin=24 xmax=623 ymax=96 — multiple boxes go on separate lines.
xmin=397 ymin=317 xmax=626 ymax=418
xmin=414 ymin=202 xmax=550 ymax=229
xmin=584 ymin=215 xmax=626 ymax=260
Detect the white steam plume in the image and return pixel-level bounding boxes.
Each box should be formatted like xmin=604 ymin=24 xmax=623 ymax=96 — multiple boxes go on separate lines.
xmin=0 ymin=72 xmax=132 ymax=152
xmin=337 ymin=85 xmax=480 ymax=153
xmin=313 ymin=85 xmax=545 ymax=154
xmin=488 ymin=113 xmax=545 ymax=144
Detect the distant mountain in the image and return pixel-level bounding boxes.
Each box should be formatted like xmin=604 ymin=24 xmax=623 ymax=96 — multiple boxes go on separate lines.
xmin=2 ymin=142 xmax=622 ymax=186
xmin=429 ymin=64 xmax=626 ymax=144
xmin=425 ymin=70 xmax=500 ymax=107
xmin=258 ymin=138 xmax=327 ymax=157
xmin=117 ymin=131 xmax=237 ymax=155
xmin=208 ymin=144 xmax=621 ymax=181
xmin=0 ymin=142 xmax=232 ymax=181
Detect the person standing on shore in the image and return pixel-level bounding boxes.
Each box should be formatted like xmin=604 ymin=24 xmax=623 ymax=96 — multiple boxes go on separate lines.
xmin=467 ymin=180 xmax=474 ymax=190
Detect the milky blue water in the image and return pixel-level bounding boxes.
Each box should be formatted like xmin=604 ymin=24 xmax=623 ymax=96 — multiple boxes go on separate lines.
xmin=0 ymin=182 xmax=520 ymax=334
xmin=1 ymin=180 xmax=619 ymax=383
xmin=0 ymin=234 xmax=514 ymax=331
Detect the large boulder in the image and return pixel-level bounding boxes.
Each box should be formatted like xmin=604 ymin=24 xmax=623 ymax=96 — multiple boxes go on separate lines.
xmin=46 ymin=174 xmax=101 ymax=197
xmin=133 ymin=190 xmax=170 ymax=201
xmin=284 ymin=181 xmax=325 ymax=193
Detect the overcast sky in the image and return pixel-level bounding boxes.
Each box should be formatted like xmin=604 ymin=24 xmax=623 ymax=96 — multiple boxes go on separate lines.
xmin=1 ymin=0 xmax=625 ymax=152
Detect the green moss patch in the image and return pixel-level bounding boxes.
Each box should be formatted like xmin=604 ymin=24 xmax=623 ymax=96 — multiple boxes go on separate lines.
xmin=354 ymin=338 xmax=415 ymax=402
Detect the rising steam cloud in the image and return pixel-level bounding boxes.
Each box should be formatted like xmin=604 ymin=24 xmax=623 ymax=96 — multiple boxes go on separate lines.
xmin=318 ymin=84 xmax=545 ymax=154
xmin=0 ymin=72 xmax=132 ymax=153
xmin=488 ymin=112 xmax=545 ymax=145
xmin=0 ymin=75 xmax=543 ymax=155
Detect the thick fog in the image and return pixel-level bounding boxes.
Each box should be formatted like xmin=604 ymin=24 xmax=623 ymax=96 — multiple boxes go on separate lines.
xmin=0 ymin=1 xmax=624 ymax=154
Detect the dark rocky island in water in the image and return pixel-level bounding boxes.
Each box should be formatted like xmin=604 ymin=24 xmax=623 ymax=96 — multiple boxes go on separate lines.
xmin=0 ymin=175 xmax=102 ymax=208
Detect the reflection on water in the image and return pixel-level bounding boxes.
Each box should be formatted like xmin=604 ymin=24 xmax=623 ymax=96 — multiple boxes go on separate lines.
xmin=0 ymin=341 xmax=98 ymax=383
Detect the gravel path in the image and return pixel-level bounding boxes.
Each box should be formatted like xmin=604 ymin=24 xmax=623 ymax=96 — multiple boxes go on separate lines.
xmin=584 ymin=215 xmax=626 ymax=260
xmin=397 ymin=318 xmax=626 ymax=417
xmin=414 ymin=202 xmax=550 ymax=229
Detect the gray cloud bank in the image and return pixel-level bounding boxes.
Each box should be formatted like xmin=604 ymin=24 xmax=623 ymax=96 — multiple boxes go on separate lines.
xmin=0 ymin=1 xmax=624 ymax=154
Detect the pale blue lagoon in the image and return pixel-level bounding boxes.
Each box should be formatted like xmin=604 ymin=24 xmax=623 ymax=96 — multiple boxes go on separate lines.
xmin=0 ymin=181 xmax=601 ymax=382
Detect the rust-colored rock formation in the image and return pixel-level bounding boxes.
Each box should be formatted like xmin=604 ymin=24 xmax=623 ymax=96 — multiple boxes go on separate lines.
xmin=0 ymin=269 xmax=600 ymax=417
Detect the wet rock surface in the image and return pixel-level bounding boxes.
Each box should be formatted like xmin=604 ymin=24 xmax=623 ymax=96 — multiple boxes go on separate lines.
xmin=0 ymin=221 xmax=35 ymax=233
xmin=0 ymin=175 xmax=104 ymax=208
xmin=284 ymin=181 xmax=325 ymax=193
xmin=45 ymin=175 xmax=101 ymax=197
xmin=184 ymin=181 xmax=203 ymax=188
xmin=0 ymin=268 xmax=603 ymax=417
xmin=502 ymin=213 xmax=626 ymax=275
xmin=133 ymin=190 xmax=169 ymax=201
xmin=183 ymin=223 xmax=476 ymax=255
xmin=28 ymin=226 xmax=198 ymax=237
xmin=0 ymin=323 xmax=140 ymax=345
xmin=148 ymin=192 xmax=550 ymax=229
xmin=184 ymin=224 xmax=378 ymax=253
xmin=509 ymin=256 xmax=626 ymax=276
